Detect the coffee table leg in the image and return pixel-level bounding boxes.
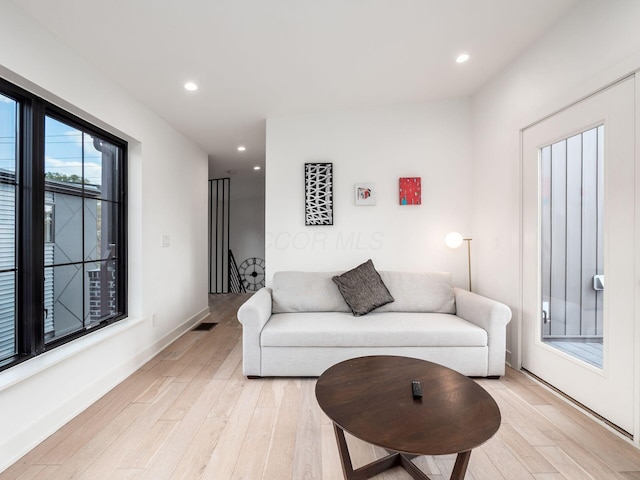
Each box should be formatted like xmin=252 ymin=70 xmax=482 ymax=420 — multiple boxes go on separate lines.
xmin=332 ymin=423 xmax=407 ymax=480
xmin=450 ymin=450 xmax=471 ymax=480
xmin=332 ymin=426 xmax=470 ymax=480
xmin=333 ymin=423 xmax=357 ymax=479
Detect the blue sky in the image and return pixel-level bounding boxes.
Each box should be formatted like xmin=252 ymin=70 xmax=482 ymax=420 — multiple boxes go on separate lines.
xmin=0 ymin=93 xmax=102 ymax=185
xmin=45 ymin=116 xmax=102 ymax=185
xmin=0 ymin=94 xmax=16 ymax=174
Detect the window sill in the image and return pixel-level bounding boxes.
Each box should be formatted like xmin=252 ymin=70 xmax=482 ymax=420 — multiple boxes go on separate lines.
xmin=0 ymin=315 xmax=144 ymax=393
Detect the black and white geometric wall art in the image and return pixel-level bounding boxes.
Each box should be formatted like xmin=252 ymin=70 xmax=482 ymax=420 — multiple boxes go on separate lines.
xmin=305 ymin=162 xmax=333 ymax=225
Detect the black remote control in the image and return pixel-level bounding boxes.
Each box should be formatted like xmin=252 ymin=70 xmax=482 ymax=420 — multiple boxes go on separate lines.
xmin=412 ymin=380 xmax=422 ymax=398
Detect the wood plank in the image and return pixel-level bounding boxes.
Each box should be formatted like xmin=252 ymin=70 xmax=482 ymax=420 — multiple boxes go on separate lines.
xmin=107 ymin=469 xmax=144 ymax=480
xmin=477 ymin=434 xmax=535 ymax=479
xmin=620 ymin=473 xmax=640 ymax=480
xmin=259 ymin=380 xmax=301 ymax=480
xmin=43 ymin=403 xmax=148 ymax=480
xmin=78 ymin=382 xmax=187 ymax=479
xmin=432 ymin=454 xmax=457 ymax=480
xmin=292 ymin=379 xmax=323 ymax=480
xmin=3 ymin=294 xmax=640 ymax=480
xmin=230 ymin=407 xmax=277 ymax=480
xmin=533 ymin=409 xmax=633 ymax=479
xmin=467 ymin=447 xmax=507 ymax=480
xmin=132 ymin=377 xmax=175 ymax=404
xmin=159 ymin=373 xmax=217 ymax=422
xmin=320 ymin=422 xmax=343 ymax=479
xmin=212 ymin=340 xmax=243 ymax=380
xmin=200 ymin=379 xmax=264 ymax=479
xmin=535 ymin=404 xmax=640 ymax=471
xmin=172 ymin=326 xmax=238 ymax=384
xmin=138 ymin=378 xmax=229 ymax=480
xmin=410 ymin=455 xmax=442 ymax=477
xmin=14 ymin=465 xmax=60 ymax=480
xmin=490 ymin=388 xmax=555 ymax=447
xmin=535 ymin=446 xmax=594 ymax=480
xmin=497 ymin=423 xmax=556 ymax=474
xmin=25 ymin=369 xmax=160 ymax=466
xmin=120 ymin=420 xmax=178 ymax=469
xmin=167 ymin=417 xmax=227 ymax=480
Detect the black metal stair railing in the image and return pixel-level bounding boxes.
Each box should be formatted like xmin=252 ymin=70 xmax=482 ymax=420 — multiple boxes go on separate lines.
xmin=228 ymin=250 xmax=246 ymax=293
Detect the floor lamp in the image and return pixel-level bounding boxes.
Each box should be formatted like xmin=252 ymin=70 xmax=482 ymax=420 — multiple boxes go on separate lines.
xmin=445 ymin=232 xmax=472 ymax=292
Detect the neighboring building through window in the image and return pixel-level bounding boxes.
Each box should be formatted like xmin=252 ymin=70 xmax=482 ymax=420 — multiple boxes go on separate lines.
xmin=0 ymin=92 xmax=17 ymax=362
xmin=0 ymin=78 xmax=127 ymax=369
xmin=44 ymin=204 xmax=54 ymax=243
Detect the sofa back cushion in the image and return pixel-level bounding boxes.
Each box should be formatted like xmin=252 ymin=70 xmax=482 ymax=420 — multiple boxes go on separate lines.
xmin=272 ymin=271 xmax=350 ymax=313
xmin=271 ymin=270 xmax=455 ymax=314
xmin=375 ymin=271 xmax=455 ymax=313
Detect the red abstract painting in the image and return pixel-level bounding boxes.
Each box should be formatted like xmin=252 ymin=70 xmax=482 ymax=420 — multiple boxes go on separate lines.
xmin=399 ymin=177 xmax=421 ymax=205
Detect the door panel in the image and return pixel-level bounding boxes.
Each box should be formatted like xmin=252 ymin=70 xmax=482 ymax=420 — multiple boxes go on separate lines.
xmin=522 ymin=76 xmax=635 ymax=434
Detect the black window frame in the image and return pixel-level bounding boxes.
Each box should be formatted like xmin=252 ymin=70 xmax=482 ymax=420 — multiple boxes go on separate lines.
xmin=0 ymin=77 xmax=128 ymax=371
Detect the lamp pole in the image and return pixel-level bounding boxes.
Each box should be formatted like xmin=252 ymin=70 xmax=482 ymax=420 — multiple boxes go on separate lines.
xmin=464 ymin=238 xmax=472 ymax=292
xmin=445 ymin=232 xmax=473 ymax=292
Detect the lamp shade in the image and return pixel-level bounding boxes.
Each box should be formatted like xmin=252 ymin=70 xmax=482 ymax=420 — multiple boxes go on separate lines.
xmin=445 ymin=231 xmax=464 ymax=249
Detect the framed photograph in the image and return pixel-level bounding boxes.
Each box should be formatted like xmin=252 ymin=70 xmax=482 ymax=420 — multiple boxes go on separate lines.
xmin=399 ymin=177 xmax=421 ymax=205
xmin=305 ymin=162 xmax=333 ymax=225
xmin=355 ymin=183 xmax=376 ymax=206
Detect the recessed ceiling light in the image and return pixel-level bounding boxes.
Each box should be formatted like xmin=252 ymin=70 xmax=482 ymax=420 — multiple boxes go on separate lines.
xmin=253 ymin=166 xmax=261 ymax=171
xmin=237 ymin=146 xmax=246 ymax=152
xmin=184 ymin=82 xmax=198 ymax=91
xmin=456 ymin=54 xmax=470 ymax=64
xmin=226 ymin=169 xmax=237 ymax=175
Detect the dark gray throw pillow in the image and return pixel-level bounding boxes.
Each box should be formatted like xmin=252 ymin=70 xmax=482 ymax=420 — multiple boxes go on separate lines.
xmin=332 ymin=259 xmax=394 ymax=316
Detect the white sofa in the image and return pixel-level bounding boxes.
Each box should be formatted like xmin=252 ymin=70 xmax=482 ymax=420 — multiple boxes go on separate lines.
xmin=237 ymin=270 xmax=512 ymax=378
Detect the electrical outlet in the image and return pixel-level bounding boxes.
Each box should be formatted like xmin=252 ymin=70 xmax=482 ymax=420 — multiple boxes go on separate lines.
xmin=161 ymin=235 xmax=170 ymax=247
xmin=151 ymin=313 xmax=156 ymax=326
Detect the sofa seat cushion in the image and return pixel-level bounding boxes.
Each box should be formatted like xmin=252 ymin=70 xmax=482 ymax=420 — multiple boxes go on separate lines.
xmin=260 ymin=312 xmax=487 ymax=348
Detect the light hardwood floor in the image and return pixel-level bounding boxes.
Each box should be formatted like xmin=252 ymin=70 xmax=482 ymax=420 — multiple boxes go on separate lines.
xmin=3 ymin=293 xmax=640 ymax=480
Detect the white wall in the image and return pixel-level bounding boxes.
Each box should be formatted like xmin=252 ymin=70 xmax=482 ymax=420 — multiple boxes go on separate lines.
xmin=0 ymin=2 xmax=209 ymax=471
xmin=231 ymin=195 xmax=266 ymax=271
xmin=266 ymin=98 xmax=472 ymax=286
xmin=470 ymin=0 xmax=640 ymax=365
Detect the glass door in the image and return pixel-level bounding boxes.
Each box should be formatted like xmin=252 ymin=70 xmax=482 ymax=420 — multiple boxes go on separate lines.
xmin=522 ymin=76 xmax=636 ymax=435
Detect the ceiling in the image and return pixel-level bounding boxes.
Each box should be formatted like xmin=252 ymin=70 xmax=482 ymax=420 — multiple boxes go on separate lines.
xmin=11 ymin=0 xmax=580 ymax=181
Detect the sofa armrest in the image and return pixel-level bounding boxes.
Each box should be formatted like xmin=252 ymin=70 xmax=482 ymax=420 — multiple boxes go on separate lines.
xmin=454 ymin=287 xmax=512 ymax=376
xmin=237 ymin=287 xmax=273 ymax=376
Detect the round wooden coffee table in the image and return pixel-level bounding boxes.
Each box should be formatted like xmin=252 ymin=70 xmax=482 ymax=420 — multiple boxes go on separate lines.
xmin=315 ymin=355 xmax=501 ymax=480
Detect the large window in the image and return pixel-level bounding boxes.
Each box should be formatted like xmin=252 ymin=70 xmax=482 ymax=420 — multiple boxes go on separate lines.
xmin=0 ymin=78 xmax=127 ymax=370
